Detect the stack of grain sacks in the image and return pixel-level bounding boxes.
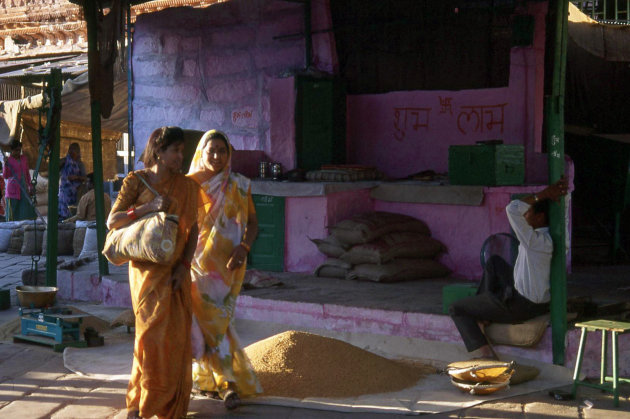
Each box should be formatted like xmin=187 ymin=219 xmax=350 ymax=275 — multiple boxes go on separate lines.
xmin=312 ymin=211 xmax=450 ymax=282
xmin=33 ymin=173 xmax=48 ymax=217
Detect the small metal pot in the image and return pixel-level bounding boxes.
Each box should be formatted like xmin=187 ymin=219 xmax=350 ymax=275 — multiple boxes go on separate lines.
xmin=271 ymin=163 xmax=282 ymax=180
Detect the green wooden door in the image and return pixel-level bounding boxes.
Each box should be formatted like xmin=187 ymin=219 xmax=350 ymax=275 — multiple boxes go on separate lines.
xmin=248 ymin=195 xmax=285 ymax=271
xmin=295 ymin=76 xmax=346 ymax=171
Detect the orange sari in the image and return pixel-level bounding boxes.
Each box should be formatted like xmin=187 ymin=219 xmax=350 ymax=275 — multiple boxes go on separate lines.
xmin=111 ymin=170 xmax=199 ymax=419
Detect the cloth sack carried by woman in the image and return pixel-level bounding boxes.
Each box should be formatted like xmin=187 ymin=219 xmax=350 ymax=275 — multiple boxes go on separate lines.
xmin=102 ymin=174 xmax=179 ymax=266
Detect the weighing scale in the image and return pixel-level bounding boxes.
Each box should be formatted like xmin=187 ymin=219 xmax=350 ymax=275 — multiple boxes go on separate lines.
xmin=14 ymin=306 xmax=89 ymax=352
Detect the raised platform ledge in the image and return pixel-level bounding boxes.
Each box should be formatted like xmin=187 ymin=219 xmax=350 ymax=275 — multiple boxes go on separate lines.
xmin=56 ymin=268 xmax=630 ymax=377
xmin=251 ymin=179 xmax=379 ymax=197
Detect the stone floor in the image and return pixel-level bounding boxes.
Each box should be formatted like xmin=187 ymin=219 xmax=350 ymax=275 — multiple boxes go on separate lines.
xmin=0 ymin=317 xmax=628 ymax=418
xmin=0 ymin=255 xmax=629 ymax=417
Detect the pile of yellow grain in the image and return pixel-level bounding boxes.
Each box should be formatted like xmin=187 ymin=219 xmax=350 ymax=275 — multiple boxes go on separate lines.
xmin=244 ymin=330 xmax=434 ymax=399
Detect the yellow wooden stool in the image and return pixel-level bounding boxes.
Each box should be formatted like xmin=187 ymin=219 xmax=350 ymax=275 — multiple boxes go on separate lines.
xmin=571 ymin=320 xmax=630 ymax=407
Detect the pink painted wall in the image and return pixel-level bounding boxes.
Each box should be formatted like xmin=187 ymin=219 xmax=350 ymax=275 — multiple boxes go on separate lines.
xmin=346 ymin=2 xmax=549 ymax=184
xmin=285 ymin=196 xmax=328 ymax=272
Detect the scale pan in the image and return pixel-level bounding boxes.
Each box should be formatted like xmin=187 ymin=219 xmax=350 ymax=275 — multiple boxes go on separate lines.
xmin=16 ymin=286 xmax=58 ymax=308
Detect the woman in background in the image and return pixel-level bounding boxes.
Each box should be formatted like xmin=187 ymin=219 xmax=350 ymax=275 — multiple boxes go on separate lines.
xmin=187 ymin=130 xmax=261 ymax=409
xmin=58 ymin=142 xmax=86 ymax=219
xmin=3 ymin=140 xmax=34 ymax=221
xmin=107 ymin=126 xmax=200 ymax=419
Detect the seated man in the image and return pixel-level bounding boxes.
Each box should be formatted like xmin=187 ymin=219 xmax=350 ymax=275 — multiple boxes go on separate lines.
xmin=449 ymin=177 xmax=569 ymax=357
xmin=64 ymin=173 xmax=112 ymax=223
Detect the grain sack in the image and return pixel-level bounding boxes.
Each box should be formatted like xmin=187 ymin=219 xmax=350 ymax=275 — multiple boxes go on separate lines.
xmin=245 ymin=331 xmax=434 ymax=399
xmin=35 ymin=192 xmax=48 ymax=206
xmin=309 ymin=235 xmax=349 ymax=258
xmin=73 ymin=227 xmax=87 ymax=257
xmin=329 ymin=211 xmax=430 ymax=245
xmin=347 ymin=259 xmax=450 ymax=282
xmin=340 ymin=232 xmax=446 ymax=265
xmin=0 ymin=221 xmax=23 ymax=252
xmin=79 ymin=223 xmax=99 ymax=259
xmin=7 ymin=227 xmax=24 ymax=254
xmin=41 ymin=223 xmax=75 ymax=256
xmin=36 ymin=205 xmax=48 ymax=217
xmin=314 ymin=258 xmax=352 ymax=279
xmin=34 ymin=174 xmax=48 ymax=194
xmin=21 ymin=224 xmax=46 ymax=255
xmin=485 ymin=314 xmax=550 ymax=347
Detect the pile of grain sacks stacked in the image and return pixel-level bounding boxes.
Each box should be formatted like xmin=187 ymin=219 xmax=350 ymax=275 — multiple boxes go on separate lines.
xmin=312 ymin=211 xmax=450 ymax=282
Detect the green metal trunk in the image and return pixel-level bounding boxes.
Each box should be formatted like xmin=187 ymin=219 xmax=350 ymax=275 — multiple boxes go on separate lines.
xmin=448 ymin=144 xmax=525 ymax=186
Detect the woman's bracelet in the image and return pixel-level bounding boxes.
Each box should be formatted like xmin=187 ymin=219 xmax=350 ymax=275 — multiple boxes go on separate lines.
xmin=127 ymin=207 xmax=138 ymax=221
xmin=240 ymin=241 xmax=251 ymax=252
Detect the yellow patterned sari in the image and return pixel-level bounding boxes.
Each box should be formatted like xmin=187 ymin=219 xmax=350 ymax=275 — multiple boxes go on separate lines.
xmin=187 ymin=131 xmax=262 ymax=398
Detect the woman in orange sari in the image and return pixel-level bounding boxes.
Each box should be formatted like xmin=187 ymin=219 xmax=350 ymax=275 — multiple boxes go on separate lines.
xmin=187 ymin=130 xmax=262 ymax=409
xmin=107 ymin=126 xmax=200 ymax=419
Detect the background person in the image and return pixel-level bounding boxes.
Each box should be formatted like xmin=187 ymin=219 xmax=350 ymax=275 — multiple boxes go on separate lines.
xmin=449 ymin=177 xmax=569 ymax=357
xmin=187 ymin=130 xmax=261 ymax=409
xmin=3 ymin=140 xmax=34 ymax=221
xmin=58 ymin=142 xmax=86 ymax=219
xmin=107 ymin=126 xmax=200 ymax=419
xmin=64 ymin=172 xmax=111 ymax=222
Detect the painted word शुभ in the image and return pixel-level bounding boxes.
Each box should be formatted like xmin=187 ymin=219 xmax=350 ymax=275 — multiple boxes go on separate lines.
xmin=393 ymin=107 xmax=431 ymax=141
xmin=391 ymin=98 xmax=509 ymax=141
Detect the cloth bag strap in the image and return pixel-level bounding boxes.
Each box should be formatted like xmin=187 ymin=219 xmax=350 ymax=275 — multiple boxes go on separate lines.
xmin=135 ymin=172 xmax=161 ymax=197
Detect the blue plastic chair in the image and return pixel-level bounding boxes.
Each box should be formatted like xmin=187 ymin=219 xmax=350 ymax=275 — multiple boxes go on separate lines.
xmin=480 ymin=233 xmax=519 ymax=269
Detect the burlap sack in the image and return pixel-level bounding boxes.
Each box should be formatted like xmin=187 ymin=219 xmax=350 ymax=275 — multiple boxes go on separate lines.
xmin=314 ymin=258 xmax=352 ymax=279
xmin=80 ymin=225 xmax=99 ymax=259
xmin=7 ymin=227 xmax=24 ymax=254
xmin=347 ymin=259 xmax=450 ymax=282
xmin=73 ymin=227 xmax=87 ymax=257
xmin=21 ymin=224 xmax=46 ymax=255
xmin=41 ymin=223 xmax=76 ymax=256
xmin=485 ymin=314 xmax=550 ymax=347
xmin=329 ymin=212 xmax=431 ymax=245
xmin=309 ymin=235 xmax=349 ymax=258
xmin=35 ymin=192 xmax=48 ymax=206
xmin=0 ymin=221 xmax=23 ymax=252
xmin=340 ymin=232 xmax=445 ymax=265
xmin=36 ymin=205 xmax=48 ymax=217
xmin=34 ymin=174 xmax=48 ymax=194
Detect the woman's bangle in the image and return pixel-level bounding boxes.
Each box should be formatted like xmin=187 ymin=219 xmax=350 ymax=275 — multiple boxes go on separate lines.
xmin=240 ymin=241 xmax=251 ymax=252
xmin=127 ymin=207 xmax=138 ymax=221
xmin=181 ymin=259 xmax=191 ymax=270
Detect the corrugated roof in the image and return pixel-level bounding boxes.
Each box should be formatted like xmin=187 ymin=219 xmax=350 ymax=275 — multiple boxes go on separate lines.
xmin=0 ymin=54 xmax=87 ymax=79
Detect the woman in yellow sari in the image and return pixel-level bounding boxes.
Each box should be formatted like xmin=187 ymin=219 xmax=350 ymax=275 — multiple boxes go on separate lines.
xmin=107 ymin=126 xmax=200 ymax=419
xmin=187 ymin=129 xmax=262 ymax=409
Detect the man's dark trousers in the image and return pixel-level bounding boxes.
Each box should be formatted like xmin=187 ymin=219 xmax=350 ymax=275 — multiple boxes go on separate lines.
xmin=449 ymin=255 xmax=549 ymax=352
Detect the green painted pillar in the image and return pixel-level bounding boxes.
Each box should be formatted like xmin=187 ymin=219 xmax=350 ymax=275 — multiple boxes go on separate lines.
xmin=545 ymin=0 xmax=569 ymax=365
xmin=45 ymin=69 xmax=62 ymax=287
xmin=85 ymin=0 xmax=109 ymax=277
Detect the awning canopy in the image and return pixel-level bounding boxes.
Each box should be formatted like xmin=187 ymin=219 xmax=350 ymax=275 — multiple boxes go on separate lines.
xmin=18 ymin=76 xmax=128 ymax=181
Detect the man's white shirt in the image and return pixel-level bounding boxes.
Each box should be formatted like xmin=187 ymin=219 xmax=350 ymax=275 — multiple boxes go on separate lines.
xmin=506 ymin=200 xmax=553 ymax=304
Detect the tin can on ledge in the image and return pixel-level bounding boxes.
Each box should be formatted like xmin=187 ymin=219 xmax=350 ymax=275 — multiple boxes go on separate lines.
xmin=259 ymin=161 xmax=269 ymax=179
